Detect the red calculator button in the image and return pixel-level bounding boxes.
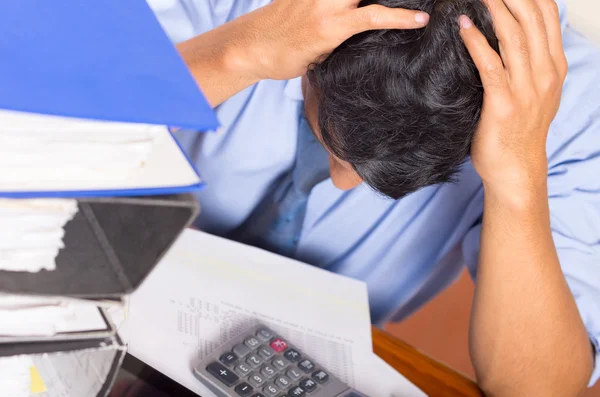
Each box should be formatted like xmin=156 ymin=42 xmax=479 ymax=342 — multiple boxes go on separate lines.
xmin=270 ymin=338 xmax=288 ymax=353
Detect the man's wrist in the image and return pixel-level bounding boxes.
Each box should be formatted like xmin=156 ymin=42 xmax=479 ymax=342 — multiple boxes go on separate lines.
xmin=483 ymin=180 xmax=549 ymax=216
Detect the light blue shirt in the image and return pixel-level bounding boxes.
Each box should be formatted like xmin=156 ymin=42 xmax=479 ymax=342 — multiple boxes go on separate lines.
xmin=150 ymin=0 xmax=600 ymax=385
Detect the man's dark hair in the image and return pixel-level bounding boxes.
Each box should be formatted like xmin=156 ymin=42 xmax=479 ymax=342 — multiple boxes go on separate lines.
xmin=307 ymin=0 xmax=499 ymax=199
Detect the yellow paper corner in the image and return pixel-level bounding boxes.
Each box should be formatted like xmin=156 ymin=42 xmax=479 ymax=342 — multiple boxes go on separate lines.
xmin=29 ymin=366 xmax=46 ymax=394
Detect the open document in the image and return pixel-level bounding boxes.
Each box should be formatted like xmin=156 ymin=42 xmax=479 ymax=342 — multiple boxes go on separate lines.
xmin=118 ymin=229 xmax=426 ymax=397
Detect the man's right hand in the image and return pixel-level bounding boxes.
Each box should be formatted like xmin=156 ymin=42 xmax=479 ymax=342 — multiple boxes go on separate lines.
xmin=238 ymin=0 xmax=430 ymax=81
xmin=177 ymin=0 xmax=429 ymax=107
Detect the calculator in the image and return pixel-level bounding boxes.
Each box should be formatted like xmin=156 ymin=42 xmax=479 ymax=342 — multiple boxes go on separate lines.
xmin=192 ymin=325 xmax=368 ymax=397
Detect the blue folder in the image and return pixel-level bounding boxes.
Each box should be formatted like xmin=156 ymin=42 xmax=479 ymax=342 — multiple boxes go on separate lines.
xmin=0 ymin=0 xmax=218 ymax=130
xmin=0 ymin=0 xmax=218 ymax=198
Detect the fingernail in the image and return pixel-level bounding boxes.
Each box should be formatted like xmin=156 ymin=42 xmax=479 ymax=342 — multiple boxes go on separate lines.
xmin=459 ymin=15 xmax=473 ymax=29
xmin=415 ymin=12 xmax=430 ymax=25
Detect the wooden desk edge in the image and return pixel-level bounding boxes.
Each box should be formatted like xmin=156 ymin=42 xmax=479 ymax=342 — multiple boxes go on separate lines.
xmin=372 ymin=327 xmax=484 ymax=397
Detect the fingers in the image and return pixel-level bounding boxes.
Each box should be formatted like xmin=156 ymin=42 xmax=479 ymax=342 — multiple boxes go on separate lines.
xmin=501 ymin=0 xmax=553 ymax=74
xmin=459 ymin=16 xmax=510 ymax=97
xmin=347 ymin=5 xmax=429 ymax=35
xmin=534 ymin=0 xmax=568 ymax=77
xmin=482 ymin=0 xmax=532 ymax=82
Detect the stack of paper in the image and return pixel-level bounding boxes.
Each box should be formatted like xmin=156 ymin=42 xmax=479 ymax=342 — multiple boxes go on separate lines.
xmin=0 ymin=111 xmax=204 ymax=273
xmin=0 ymin=294 xmax=109 ymax=338
xmin=0 ymin=0 xmax=217 ymax=395
xmin=0 ymin=198 xmax=77 ymax=272
xmin=0 ymin=110 xmax=162 ymax=187
xmin=118 ymin=230 xmax=427 ymax=397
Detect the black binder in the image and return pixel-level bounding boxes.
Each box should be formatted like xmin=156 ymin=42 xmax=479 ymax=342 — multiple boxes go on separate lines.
xmin=0 ymin=194 xmax=199 ymax=397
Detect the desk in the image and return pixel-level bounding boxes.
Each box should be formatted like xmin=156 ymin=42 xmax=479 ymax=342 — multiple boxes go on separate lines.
xmin=373 ymin=327 xmax=484 ymax=397
xmin=113 ymin=328 xmax=484 ymax=397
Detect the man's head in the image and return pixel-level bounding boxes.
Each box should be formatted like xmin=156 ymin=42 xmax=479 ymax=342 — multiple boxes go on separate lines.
xmin=304 ymin=0 xmax=499 ymax=199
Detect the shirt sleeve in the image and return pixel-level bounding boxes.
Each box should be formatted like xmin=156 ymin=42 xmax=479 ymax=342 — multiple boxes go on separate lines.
xmin=463 ymin=25 xmax=600 ymax=387
xmin=148 ymin=0 xmax=271 ymax=44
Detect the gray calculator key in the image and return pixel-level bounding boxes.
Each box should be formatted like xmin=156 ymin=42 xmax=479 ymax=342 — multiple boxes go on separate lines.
xmin=235 ymin=382 xmax=254 ymax=397
xmin=299 ymin=379 xmax=317 ymax=393
xmin=286 ymin=368 xmax=302 ymax=381
xmin=252 ymin=394 xmax=266 ymax=397
xmin=249 ymin=373 xmax=267 ymax=387
xmin=272 ymin=357 xmax=289 ymax=370
xmin=311 ymin=370 xmax=329 ymax=384
xmin=247 ymin=354 xmax=263 ymax=368
xmin=233 ymin=343 xmax=252 ymax=358
xmin=263 ymin=383 xmax=280 ymax=397
xmin=220 ymin=352 xmax=239 ymax=366
xmin=258 ymin=346 xmax=275 ymax=359
xmin=245 ymin=337 xmax=261 ymax=349
xmin=206 ymin=362 xmax=239 ymax=387
xmin=256 ymin=328 xmax=275 ymax=342
xmin=297 ymin=360 xmax=315 ymax=373
xmin=260 ymin=365 xmax=277 ymax=379
xmin=288 ymin=386 xmax=306 ymax=397
xmin=235 ymin=362 xmax=252 ymax=376
xmin=283 ymin=349 xmax=301 ymax=362
xmin=275 ymin=375 xmax=292 ymax=389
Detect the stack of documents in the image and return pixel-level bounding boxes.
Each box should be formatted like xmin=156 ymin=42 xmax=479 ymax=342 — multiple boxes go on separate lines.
xmin=0 ymin=199 xmax=77 ymax=272
xmin=0 ymin=0 xmax=218 ymax=395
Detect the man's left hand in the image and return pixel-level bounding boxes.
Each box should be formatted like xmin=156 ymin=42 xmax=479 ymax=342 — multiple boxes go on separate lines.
xmin=460 ymin=0 xmax=568 ymax=204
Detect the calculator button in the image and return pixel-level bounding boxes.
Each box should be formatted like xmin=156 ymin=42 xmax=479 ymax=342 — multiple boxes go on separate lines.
xmin=272 ymin=357 xmax=290 ymax=370
xmin=206 ymin=362 xmax=240 ymax=387
xmin=251 ymin=394 xmax=266 ymax=397
xmin=283 ymin=349 xmax=301 ymax=362
xmin=256 ymin=328 xmax=275 ymax=342
xmin=233 ymin=343 xmax=252 ymax=358
xmin=235 ymin=382 xmax=254 ymax=397
xmin=245 ymin=337 xmax=262 ymax=349
xmin=288 ymin=386 xmax=306 ymax=397
xmin=263 ymin=383 xmax=280 ymax=397
xmin=299 ymin=378 xmax=317 ymax=393
xmin=247 ymin=354 xmax=263 ymax=368
xmin=249 ymin=373 xmax=267 ymax=387
xmin=297 ymin=360 xmax=315 ymax=373
xmin=286 ymin=368 xmax=302 ymax=381
xmin=275 ymin=375 xmax=292 ymax=389
xmin=235 ymin=363 xmax=252 ymax=376
xmin=220 ymin=352 xmax=239 ymax=366
xmin=311 ymin=370 xmax=329 ymax=384
xmin=258 ymin=346 xmax=275 ymax=359
xmin=270 ymin=338 xmax=288 ymax=353
xmin=260 ymin=365 xmax=278 ymax=379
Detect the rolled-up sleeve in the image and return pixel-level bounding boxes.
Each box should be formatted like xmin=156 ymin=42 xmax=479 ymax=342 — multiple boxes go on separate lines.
xmin=148 ymin=0 xmax=271 ymax=43
xmin=463 ymin=24 xmax=600 ymax=386
xmin=546 ymin=106 xmax=600 ymax=386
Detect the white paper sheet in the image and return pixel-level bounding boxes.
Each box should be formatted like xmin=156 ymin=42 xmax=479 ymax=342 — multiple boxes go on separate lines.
xmin=119 ymin=229 xmax=426 ymax=397
xmin=32 ymin=347 xmax=118 ymax=397
xmin=0 ymin=296 xmax=108 ymax=337
xmin=0 ymin=199 xmax=77 ymax=272
xmin=354 ymin=353 xmax=427 ymax=397
xmin=0 ymin=110 xmax=201 ymax=193
xmin=0 ymin=356 xmax=32 ymax=396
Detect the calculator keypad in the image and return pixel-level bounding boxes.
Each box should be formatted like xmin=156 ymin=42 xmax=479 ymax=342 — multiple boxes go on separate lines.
xmin=195 ymin=326 xmax=356 ymax=397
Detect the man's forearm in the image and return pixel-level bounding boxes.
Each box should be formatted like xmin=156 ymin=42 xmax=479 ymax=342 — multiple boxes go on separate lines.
xmin=470 ymin=185 xmax=593 ymax=396
xmin=177 ymin=12 xmax=263 ymax=108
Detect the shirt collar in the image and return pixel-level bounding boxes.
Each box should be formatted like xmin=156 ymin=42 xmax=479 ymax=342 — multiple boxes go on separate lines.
xmin=284 ymin=77 xmax=304 ymax=101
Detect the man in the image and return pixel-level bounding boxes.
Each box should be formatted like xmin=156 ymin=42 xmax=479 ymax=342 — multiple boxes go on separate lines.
xmin=149 ymin=0 xmax=599 ymax=394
